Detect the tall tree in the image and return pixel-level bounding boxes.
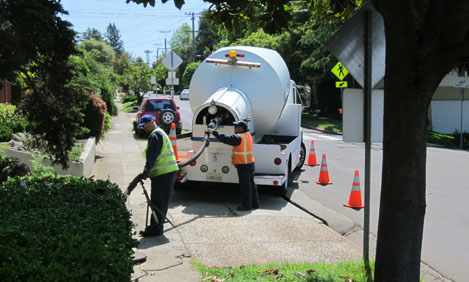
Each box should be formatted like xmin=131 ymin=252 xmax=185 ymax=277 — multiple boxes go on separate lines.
xmin=372 ymin=1 xmax=469 ymax=281
xmin=81 ymin=27 xmax=103 ymax=41
xmin=0 ymin=0 xmax=87 ymax=168
xmin=105 ymin=23 xmax=124 ymax=54
xmin=127 ymin=0 xmax=469 ymax=281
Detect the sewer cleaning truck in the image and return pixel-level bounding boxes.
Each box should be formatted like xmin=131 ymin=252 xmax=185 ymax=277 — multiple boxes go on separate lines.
xmin=176 ymin=46 xmax=309 ymax=195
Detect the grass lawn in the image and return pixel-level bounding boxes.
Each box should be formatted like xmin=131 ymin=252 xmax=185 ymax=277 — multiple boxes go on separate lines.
xmin=301 ymin=113 xmax=460 ymax=149
xmin=302 ymin=114 xmax=342 ymax=134
xmin=0 ymin=142 xmax=9 ymax=157
xmin=426 ymin=131 xmax=456 ymax=148
xmin=196 ymin=260 xmax=374 ymax=282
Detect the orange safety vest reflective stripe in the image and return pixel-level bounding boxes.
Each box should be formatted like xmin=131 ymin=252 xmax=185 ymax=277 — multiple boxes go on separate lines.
xmin=232 ymin=132 xmax=255 ymax=164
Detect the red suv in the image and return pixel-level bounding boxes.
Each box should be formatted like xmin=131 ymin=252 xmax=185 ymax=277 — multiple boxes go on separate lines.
xmin=133 ymin=97 xmax=182 ymax=137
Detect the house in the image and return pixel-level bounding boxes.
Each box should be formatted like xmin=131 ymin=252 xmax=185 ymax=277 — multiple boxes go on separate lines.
xmin=1 ymin=79 xmax=11 ymax=103
xmin=429 ymin=71 xmax=469 ymax=134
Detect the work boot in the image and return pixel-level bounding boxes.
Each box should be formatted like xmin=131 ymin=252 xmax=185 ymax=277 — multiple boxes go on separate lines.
xmin=139 ymin=226 xmax=163 ymax=237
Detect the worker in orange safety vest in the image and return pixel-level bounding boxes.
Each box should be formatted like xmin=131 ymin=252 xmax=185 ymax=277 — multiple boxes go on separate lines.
xmin=210 ymin=120 xmax=259 ymax=211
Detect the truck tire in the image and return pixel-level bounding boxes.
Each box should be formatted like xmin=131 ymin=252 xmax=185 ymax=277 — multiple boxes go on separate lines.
xmin=159 ymin=109 xmax=175 ymax=127
xmin=295 ymin=142 xmax=306 ymax=171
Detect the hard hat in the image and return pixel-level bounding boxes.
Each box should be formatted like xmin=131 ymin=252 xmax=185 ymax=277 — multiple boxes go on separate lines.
xmin=138 ymin=114 xmax=155 ymax=127
xmin=233 ymin=120 xmax=248 ymax=132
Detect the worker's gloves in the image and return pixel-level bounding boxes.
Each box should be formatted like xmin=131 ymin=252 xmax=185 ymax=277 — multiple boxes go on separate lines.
xmin=141 ymin=170 xmax=149 ymax=180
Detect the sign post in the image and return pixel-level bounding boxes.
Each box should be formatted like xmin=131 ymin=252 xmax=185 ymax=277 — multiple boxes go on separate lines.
xmin=453 ymin=80 xmax=469 ymax=149
xmin=161 ymin=50 xmax=183 ymax=99
xmin=326 ymin=3 xmax=385 ymax=266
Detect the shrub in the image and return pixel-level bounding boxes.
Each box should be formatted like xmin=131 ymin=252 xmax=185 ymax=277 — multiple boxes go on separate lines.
xmin=82 ymin=94 xmax=107 ymax=143
xmin=451 ymin=131 xmax=469 ymax=149
xmin=123 ymin=100 xmax=138 ymax=113
xmin=103 ymin=112 xmax=112 ymax=133
xmin=0 ymin=156 xmax=30 ymax=184
xmin=0 ymin=155 xmax=17 ymax=171
xmin=99 ymin=80 xmax=117 ymax=116
xmin=0 ymin=124 xmax=13 ymax=142
xmin=0 ymin=103 xmax=28 ymax=136
xmin=121 ymin=95 xmax=137 ymax=104
xmin=0 ymin=176 xmax=138 ymax=281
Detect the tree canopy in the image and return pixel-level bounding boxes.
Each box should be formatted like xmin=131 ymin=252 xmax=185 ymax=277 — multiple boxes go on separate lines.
xmin=0 ymin=0 xmax=86 ymax=168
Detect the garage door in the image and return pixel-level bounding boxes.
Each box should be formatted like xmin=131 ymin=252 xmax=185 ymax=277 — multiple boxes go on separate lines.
xmin=431 ymin=100 xmax=469 ymax=134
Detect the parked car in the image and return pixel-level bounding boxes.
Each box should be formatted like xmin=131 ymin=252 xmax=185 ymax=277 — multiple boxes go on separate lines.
xmin=133 ymin=97 xmax=182 ymax=137
xmin=180 ymin=89 xmax=190 ymax=100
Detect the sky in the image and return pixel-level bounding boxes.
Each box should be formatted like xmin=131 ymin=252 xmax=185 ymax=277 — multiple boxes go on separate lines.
xmin=60 ymin=0 xmax=211 ymax=61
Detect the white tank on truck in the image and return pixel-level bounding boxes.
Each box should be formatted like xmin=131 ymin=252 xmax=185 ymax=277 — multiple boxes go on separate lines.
xmin=189 ymin=46 xmax=291 ymax=142
xmin=178 ymin=46 xmax=308 ymax=195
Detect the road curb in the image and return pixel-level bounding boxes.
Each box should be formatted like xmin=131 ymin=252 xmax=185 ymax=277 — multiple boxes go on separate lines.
xmin=286 ymin=188 xmax=356 ymax=235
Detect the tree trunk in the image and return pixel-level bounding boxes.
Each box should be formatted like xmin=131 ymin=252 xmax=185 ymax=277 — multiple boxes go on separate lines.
xmin=372 ymin=0 xmax=469 ymax=279
xmin=374 ymin=79 xmax=428 ymax=281
xmin=374 ymin=2 xmax=429 ymax=281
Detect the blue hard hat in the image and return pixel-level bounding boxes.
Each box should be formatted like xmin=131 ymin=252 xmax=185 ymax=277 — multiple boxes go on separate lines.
xmin=233 ymin=120 xmax=248 ymax=131
xmin=138 ymin=114 xmax=155 ymax=127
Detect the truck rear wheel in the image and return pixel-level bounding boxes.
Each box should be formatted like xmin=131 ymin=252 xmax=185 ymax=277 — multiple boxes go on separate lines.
xmin=295 ymin=142 xmax=306 ymax=171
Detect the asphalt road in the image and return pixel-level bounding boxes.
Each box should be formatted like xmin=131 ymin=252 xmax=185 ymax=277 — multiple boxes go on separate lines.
xmin=299 ymin=129 xmax=469 ymax=282
xmin=175 ymin=96 xmax=468 ymax=281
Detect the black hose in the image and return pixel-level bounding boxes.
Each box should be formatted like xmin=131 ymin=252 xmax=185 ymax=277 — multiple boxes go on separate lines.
xmin=177 ymin=131 xmax=211 ymax=168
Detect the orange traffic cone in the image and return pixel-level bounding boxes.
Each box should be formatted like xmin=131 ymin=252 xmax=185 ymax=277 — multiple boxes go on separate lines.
xmin=316 ymin=154 xmax=332 ymax=185
xmin=169 ymin=123 xmax=179 ymax=161
xmin=344 ymin=170 xmax=364 ymax=209
xmin=306 ymin=139 xmax=319 ymax=166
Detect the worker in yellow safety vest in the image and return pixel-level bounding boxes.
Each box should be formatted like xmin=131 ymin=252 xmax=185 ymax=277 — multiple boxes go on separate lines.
xmin=211 ymin=120 xmax=259 ymax=211
xmin=137 ymin=114 xmax=179 ymax=237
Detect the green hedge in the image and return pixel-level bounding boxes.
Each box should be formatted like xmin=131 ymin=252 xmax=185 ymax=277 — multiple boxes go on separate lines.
xmin=0 ymin=177 xmax=138 ymax=282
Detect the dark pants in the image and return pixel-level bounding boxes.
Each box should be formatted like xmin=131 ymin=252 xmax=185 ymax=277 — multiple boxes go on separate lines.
xmin=236 ymin=163 xmax=259 ymax=208
xmin=148 ymin=171 xmax=177 ymax=233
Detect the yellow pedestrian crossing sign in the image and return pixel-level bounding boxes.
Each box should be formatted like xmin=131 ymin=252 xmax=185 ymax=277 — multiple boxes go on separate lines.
xmin=336 ymin=81 xmax=348 ymax=88
xmin=331 ymin=62 xmax=349 ymax=80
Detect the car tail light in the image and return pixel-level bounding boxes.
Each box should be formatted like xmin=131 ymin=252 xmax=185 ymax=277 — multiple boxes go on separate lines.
xmin=190 ymin=160 xmax=196 ymax=166
xmin=274 ymin=158 xmax=282 ymax=165
xmin=273 ymin=180 xmax=279 ymax=185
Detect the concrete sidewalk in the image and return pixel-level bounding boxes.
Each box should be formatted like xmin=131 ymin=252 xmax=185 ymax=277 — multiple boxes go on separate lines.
xmin=92 ymin=99 xmax=363 ymax=281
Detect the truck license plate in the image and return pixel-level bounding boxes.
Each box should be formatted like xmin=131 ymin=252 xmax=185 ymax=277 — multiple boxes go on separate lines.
xmin=206 ymin=172 xmax=223 ymax=181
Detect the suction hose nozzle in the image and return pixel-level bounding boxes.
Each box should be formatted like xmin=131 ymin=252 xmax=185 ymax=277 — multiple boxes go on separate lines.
xmin=177 ymin=119 xmax=220 ymax=168
xmin=177 ymin=117 xmax=222 ymax=168
xmin=208 ymin=117 xmax=222 ymax=130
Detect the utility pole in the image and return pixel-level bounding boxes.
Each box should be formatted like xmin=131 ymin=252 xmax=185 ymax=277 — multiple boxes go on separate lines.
xmin=160 ymin=30 xmax=171 ymax=51
xmin=144 ymin=50 xmax=152 ymax=67
xmin=153 ymin=43 xmax=162 ymax=62
xmin=157 ymin=48 xmax=167 ymax=63
xmin=185 ymin=12 xmax=201 ymax=61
